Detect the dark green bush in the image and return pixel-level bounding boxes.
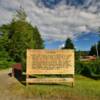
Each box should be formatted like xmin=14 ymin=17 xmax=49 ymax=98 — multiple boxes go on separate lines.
xmin=75 ymin=60 xmax=84 ymax=74
xmin=75 ymin=59 xmax=100 ymax=79
xmin=81 ymin=65 xmax=92 ymax=77
xmin=0 ymin=50 xmax=15 ymax=69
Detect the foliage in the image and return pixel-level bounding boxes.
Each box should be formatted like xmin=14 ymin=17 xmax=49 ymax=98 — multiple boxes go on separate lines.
xmin=98 ymin=41 xmax=100 ymax=56
xmin=0 ymin=24 xmax=10 ymax=51
xmin=32 ymin=26 xmax=44 ymax=49
xmin=75 ymin=51 xmax=89 ymax=60
xmin=63 ymin=38 xmax=75 ymax=49
xmin=89 ymin=41 xmax=100 ymax=56
xmin=75 ymin=60 xmax=100 ymax=79
xmin=0 ymin=50 xmax=15 ymax=69
xmin=13 ymin=7 xmax=27 ymax=22
xmin=89 ymin=45 xmax=97 ymax=56
xmin=0 ymin=7 xmax=44 ymax=70
xmin=8 ymin=20 xmax=35 ymax=62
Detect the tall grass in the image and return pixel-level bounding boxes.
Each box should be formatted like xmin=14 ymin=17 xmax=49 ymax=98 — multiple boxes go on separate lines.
xmin=9 ymin=75 xmax=100 ymax=100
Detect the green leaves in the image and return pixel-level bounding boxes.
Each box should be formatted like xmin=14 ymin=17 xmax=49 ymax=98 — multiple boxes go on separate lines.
xmin=0 ymin=8 xmax=44 ymax=70
xmin=14 ymin=7 xmax=27 ymax=22
xmin=76 ymin=60 xmax=100 ymax=79
xmin=63 ymin=38 xmax=75 ymax=49
xmin=89 ymin=41 xmax=100 ymax=57
xmin=33 ymin=26 xmax=44 ymax=49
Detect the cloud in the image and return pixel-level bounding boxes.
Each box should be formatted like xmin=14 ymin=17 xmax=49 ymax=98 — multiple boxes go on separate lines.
xmin=0 ymin=0 xmax=100 ymax=41
xmin=58 ymin=43 xmax=65 ymax=49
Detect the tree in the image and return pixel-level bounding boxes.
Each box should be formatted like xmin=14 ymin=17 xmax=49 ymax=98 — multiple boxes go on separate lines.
xmin=0 ymin=7 xmax=44 ymax=70
xmin=63 ymin=38 xmax=74 ymax=49
xmin=0 ymin=24 xmax=10 ymax=51
xmin=33 ymin=26 xmax=44 ymax=49
xmin=13 ymin=6 xmax=27 ymax=22
xmin=0 ymin=25 xmax=15 ymax=69
xmin=97 ymin=41 xmax=100 ymax=56
xmin=9 ymin=8 xmax=44 ymax=62
xmin=8 ymin=21 xmax=35 ymax=62
xmin=89 ymin=45 xmax=97 ymax=56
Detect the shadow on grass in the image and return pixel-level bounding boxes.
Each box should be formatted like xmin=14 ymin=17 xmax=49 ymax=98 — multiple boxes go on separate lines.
xmin=14 ymin=74 xmax=73 ymax=87
xmin=24 ymin=83 xmax=74 ymax=88
xmin=24 ymin=76 xmax=74 ymax=88
xmin=8 ymin=72 xmax=73 ymax=87
xmin=81 ymin=73 xmax=100 ymax=80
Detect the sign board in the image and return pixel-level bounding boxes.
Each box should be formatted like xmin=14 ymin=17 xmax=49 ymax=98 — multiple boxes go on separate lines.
xmin=26 ymin=49 xmax=75 ymax=86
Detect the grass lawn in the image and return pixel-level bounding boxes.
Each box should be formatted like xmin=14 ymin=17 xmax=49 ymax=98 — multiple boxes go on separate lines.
xmin=9 ymin=75 xmax=100 ymax=100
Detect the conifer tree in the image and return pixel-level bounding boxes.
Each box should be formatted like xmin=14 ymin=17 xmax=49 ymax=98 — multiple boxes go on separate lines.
xmin=0 ymin=7 xmax=44 ymax=70
xmin=63 ymin=38 xmax=74 ymax=49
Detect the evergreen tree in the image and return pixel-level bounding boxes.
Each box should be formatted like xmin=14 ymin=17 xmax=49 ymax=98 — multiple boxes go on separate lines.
xmin=33 ymin=26 xmax=44 ymax=49
xmin=0 ymin=24 xmax=10 ymax=51
xmin=0 ymin=7 xmax=44 ymax=70
xmin=9 ymin=8 xmax=44 ymax=62
xmin=14 ymin=6 xmax=27 ymax=22
xmin=63 ymin=38 xmax=74 ymax=49
xmin=0 ymin=25 xmax=15 ymax=68
xmin=97 ymin=41 xmax=100 ymax=56
xmin=89 ymin=45 xmax=97 ymax=56
xmin=9 ymin=21 xmax=35 ymax=62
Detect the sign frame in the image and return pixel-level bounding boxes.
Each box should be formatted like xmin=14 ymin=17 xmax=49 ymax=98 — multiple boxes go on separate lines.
xmin=26 ymin=49 xmax=75 ymax=87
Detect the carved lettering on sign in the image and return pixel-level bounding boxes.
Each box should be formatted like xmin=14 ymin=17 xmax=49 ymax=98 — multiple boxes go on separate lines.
xmin=32 ymin=54 xmax=72 ymax=70
xmin=26 ymin=50 xmax=74 ymax=74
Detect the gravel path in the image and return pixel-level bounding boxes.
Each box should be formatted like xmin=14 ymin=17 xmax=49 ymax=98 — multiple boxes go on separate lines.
xmin=0 ymin=69 xmax=17 ymax=99
xmin=0 ymin=69 xmax=43 ymax=100
xmin=0 ymin=69 xmax=25 ymax=100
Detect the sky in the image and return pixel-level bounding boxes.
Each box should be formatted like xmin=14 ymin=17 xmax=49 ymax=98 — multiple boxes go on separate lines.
xmin=45 ymin=32 xmax=100 ymax=51
xmin=73 ymin=32 xmax=100 ymax=51
xmin=0 ymin=0 xmax=100 ymax=50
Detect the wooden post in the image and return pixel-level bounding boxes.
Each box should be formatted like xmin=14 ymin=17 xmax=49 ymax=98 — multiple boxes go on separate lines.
xmin=26 ymin=74 xmax=29 ymax=86
xmin=72 ymin=75 xmax=74 ymax=87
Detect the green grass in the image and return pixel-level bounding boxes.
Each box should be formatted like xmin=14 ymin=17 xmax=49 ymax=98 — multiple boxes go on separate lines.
xmin=9 ymin=75 xmax=100 ymax=100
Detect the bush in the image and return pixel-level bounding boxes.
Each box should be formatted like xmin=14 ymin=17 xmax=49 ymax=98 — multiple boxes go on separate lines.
xmin=0 ymin=50 xmax=15 ymax=70
xmin=75 ymin=59 xmax=100 ymax=79
xmin=81 ymin=65 xmax=92 ymax=77
xmin=0 ymin=60 xmax=15 ymax=69
xmin=75 ymin=60 xmax=84 ymax=74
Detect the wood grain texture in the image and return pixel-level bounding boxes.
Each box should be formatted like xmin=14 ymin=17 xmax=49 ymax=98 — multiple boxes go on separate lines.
xmin=26 ymin=78 xmax=74 ymax=83
xmin=26 ymin=49 xmax=74 ymax=74
xmin=26 ymin=49 xmax=75 ymax=85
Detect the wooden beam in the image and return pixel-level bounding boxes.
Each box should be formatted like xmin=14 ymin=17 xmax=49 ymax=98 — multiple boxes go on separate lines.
xmin=26 ymin=78 xmax=74 ymax=83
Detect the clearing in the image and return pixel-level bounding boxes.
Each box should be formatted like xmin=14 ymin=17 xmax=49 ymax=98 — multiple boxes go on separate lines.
xmin=0 ymin=68 xmax=100 ymax=100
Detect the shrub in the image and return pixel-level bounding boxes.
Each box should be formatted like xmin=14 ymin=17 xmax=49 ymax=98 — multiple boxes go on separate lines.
xmin=0 ymin=50 xmax=15 ymax=70
xmin=81 ymin=65 xmax=92 ymax=77
xmin=0 ymin=60 xmax=15 ymax=69
xmin=75 ymin=59 xmax=100 ymax=79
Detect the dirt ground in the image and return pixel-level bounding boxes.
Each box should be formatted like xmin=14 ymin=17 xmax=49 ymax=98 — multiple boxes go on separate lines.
xmin=0 ymin=69 xmax=17 ymax=99
xmin=0 ymin=69 xmax=30 ymax=100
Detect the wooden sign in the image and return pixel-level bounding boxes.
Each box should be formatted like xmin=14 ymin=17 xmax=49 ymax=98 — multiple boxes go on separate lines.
xmin=26 ymin=49 xmax=75 ymax=86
